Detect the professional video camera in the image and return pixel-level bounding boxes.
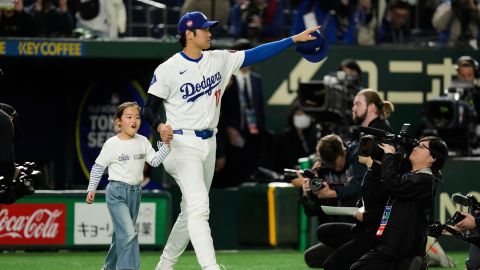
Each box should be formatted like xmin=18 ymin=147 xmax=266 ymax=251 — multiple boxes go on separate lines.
xmin=428 ymin=193 xmax=480 ymax=247
xmin=297 ymin=72 xmax=359 ymax=138
xmin=423 ymin=80 xmax=478 ymax=156
xmin=298 ymin=72 xmax=358 ymax=119
xmin=358 ymin=123 xmax=419 ymax=161
xmin=0 ymin=162 xmax=38 ymax=204
xmin=283 ymin=167 xmax=343 ymax=193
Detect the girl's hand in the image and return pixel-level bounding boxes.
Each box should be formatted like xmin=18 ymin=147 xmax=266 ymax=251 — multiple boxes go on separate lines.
xmin=86 ymin=191 xmax=95 ymax=204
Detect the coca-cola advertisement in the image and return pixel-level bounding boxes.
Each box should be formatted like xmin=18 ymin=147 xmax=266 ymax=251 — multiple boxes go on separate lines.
xmin=0 ymin=204 xmax=66 ymax=245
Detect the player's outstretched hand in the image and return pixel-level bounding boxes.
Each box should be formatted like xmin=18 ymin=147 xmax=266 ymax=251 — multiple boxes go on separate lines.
xmin=159 ymin=123 xmax=173 ymax=144
xmin=86 ymin=191 xmax=95 ymax=204
xmin=292 ymin=26 xmax=321 ymax=43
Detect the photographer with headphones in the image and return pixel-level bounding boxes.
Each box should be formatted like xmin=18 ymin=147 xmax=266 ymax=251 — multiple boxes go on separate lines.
xmin=423 ymin=55 xmax=480 ymax=155
xmin=455 ymin=56 xmax=480 ymax=114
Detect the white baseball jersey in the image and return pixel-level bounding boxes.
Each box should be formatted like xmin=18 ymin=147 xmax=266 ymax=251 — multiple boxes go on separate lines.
xmin=147 ymin=50 xmax=245 ymax=130
xmin=95 ymin=134 xmax=157 ymax=185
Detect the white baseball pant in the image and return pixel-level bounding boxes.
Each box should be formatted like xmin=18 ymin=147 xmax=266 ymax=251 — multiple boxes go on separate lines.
xmin=156 ymin=132 xmax=219 ymax=270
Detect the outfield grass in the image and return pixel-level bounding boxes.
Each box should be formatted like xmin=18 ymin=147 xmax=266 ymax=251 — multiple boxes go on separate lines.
xmin=0 ymin=250 xmax=469 ymax=270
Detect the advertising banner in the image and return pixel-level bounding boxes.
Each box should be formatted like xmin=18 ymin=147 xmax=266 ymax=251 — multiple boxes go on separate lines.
xmin=74 ymin=202 xmax=156 ymax=245
xmin=0 ymin=203 xmax=66 ymax=245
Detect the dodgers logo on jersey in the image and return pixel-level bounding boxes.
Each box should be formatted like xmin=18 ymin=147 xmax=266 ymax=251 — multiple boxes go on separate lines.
xmin=180 ymin=72 xmax=222 ymax=103
xmin=150 ymin=74 xmax=157 ymax=85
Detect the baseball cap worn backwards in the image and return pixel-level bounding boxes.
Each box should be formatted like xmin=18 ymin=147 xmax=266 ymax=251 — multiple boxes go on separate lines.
xmin=178 ymin=11 xmax=219 ymax=34
xmin=295 ymin=30 xmax=329 ymax=63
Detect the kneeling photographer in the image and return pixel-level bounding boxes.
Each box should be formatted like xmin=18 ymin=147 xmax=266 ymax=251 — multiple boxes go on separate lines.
xmin=300 ymin=134 xmax=367 ymax=267
xmin=304 ymin=148 xmax=390 ymax=269
xmin=301 ymin=134 xmax=366 ymax=221
xmin=351 ymin=136 xmax=448 ymax=270
xmin=0 ymin=103 xmax=36 ymax=204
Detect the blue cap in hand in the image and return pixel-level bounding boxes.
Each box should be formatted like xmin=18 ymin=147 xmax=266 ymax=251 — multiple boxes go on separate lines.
xmin=295 ymin=30 xmax=329 ymax=63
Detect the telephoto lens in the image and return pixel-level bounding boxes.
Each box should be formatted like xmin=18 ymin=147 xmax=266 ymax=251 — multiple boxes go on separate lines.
xmin=283 ymin=169 xmax=302 ymax=181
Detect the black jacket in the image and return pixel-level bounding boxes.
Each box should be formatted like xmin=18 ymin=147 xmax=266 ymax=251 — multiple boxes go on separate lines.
xmin=355 ymin=162 xmax=389 ymax=234
xmin=0 ymin=109 xmax=15 ymax=182
xmin=377 ymin=153 xmax=435 ymax=258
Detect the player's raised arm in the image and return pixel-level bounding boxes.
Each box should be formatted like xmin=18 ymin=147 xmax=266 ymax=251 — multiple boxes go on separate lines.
xmin=241 ymin=26 xmax=325 ymax=68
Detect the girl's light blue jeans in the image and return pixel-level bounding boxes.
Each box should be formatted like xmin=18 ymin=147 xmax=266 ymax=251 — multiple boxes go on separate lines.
xmin=104 ymin=180 xmax=142 ymax=270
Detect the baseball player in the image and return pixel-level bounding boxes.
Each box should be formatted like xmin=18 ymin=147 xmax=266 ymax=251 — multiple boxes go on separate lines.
xmin=143 ymin=11 xmax=324 ymax=270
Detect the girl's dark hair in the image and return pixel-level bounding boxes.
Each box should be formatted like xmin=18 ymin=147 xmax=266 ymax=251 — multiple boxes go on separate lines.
xmin=420 ymin=136 xmax=448 ymax=174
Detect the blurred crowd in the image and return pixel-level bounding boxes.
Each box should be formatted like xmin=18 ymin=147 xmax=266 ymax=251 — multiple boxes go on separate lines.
xmin=1 ymin=0 xmax=480 ymax=49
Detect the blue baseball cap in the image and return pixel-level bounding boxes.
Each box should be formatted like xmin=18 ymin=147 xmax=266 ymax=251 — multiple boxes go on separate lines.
xmin=178 ymin=11 xmax=219 ymax=34
xmin=295 ymin=30 xmax=329 ymax=63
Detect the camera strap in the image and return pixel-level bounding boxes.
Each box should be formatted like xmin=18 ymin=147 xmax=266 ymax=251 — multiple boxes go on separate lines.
xmin=376 ymin=197 xmax=394 ymax=237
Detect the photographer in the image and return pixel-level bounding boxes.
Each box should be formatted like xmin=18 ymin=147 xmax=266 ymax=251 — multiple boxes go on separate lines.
xmin=304 ymin=152 xmax=389 ymax=269
xmin=301 ymin=134 xmax=366 ymax=223
xmin=0 ymin=103 xmax=36 ymax=204
xmin=455 ymin=56 xmax=480 ymax=115
xmin=351 ymin=136 xmax=448 ymax=270
xmin=456 ymin=211 xmax=480 ymax=270
xmin=0 ymin=103 xmax=18 ymax=185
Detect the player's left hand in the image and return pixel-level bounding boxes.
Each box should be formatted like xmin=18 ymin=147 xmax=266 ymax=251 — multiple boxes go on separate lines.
xmin=159 ymin=123 xmax=173 ymax=144
xmin=292 ymin=26 xmax=321 ymax=43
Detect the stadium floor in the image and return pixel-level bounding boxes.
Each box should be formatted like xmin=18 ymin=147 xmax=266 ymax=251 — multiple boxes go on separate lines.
xmin=0 ymin=250 xmax=469 ymax=270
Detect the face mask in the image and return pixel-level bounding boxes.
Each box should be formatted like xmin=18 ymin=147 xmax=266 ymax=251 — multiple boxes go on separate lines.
xmin=294 ymin=114 xmax=311 ymax=129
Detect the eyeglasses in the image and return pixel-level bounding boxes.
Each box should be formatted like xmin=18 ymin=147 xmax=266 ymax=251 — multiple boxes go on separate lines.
xmin=417 ymin=143 xmax=431 ymax=152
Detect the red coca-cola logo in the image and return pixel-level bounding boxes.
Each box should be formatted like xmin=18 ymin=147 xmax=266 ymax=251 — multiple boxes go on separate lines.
xmin=0 ymin=204 xmax=66 ymax=245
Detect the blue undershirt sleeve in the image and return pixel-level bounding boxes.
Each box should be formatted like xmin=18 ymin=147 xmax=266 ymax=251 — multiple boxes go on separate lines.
xmin=241 ymin=37 xmax=294 ymax=68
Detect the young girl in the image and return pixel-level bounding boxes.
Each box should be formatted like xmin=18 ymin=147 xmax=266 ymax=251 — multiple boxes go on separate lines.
xmin=86 ymin=101 xmax=170 ymax=270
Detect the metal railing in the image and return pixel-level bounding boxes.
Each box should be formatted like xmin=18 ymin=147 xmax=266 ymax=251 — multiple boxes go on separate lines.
xmin=127 ymin=0 xmax=167 ymax=38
